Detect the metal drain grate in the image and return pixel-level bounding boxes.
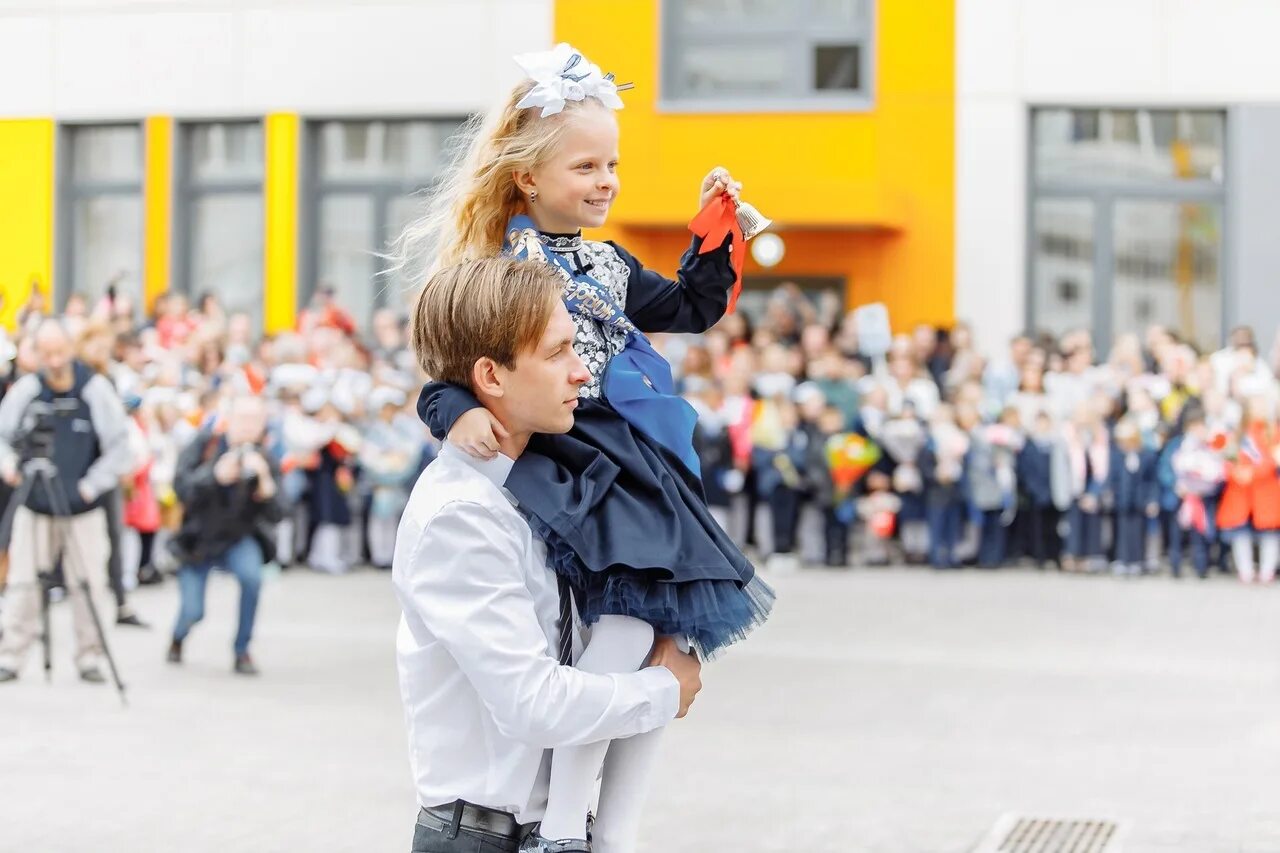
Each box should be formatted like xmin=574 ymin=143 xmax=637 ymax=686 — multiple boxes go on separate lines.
xmin=973 ymin=814 xmax=1129 ymax=853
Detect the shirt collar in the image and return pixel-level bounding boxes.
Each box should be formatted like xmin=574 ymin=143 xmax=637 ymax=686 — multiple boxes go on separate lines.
xmin=440 ymin=441 xmax=515 ymax=489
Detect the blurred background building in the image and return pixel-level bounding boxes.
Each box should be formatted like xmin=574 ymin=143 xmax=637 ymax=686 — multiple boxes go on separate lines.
xmin=1 ymin=0 xmax=1278 ymax=348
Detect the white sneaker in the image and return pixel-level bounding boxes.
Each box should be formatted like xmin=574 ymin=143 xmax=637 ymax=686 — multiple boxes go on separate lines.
xmin=766 ymin=553 xmax=801 ymax=574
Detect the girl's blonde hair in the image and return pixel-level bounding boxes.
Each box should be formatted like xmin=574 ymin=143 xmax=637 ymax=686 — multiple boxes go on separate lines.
xmin=388 ymin=80 xmax=611 ymax=286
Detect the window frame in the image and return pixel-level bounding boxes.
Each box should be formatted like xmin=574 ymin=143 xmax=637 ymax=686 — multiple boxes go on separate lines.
xmin=55 ymin=121 xmax=145 ymax=311
xmin=658 ymin=0 xmax=876 ymax=114
xmin=173 ymin=118 xmax=266 ymax=326
xmin=1025 ymin=105 xmax=1230 ymax=349
xmin=300 ymin=115 xmax=468 ymax=326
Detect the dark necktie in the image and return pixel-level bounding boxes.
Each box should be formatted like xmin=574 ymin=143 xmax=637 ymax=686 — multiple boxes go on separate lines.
xmin=557 ymin=575 xmax=574 ymax=666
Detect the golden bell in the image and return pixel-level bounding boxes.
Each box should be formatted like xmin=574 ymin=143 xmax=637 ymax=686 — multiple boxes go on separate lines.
xmin=734 ymin=199 xmax=773 ymax=241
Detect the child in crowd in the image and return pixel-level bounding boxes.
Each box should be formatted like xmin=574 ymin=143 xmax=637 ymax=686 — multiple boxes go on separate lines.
xmin=880 ymin=400 xmax=928 ymax=563
xmin=1056 ymin=402 xmax=1111 ymax=573
xmin=304 ymin=392 xmax=362 ymax=575
xmin=1217 ymin=396 xmax=1280 ymax=583
xmin=921 ymin=404 xmax=969 ymax=569
xmin=1016 ymin=411 xmax=1060 ymax=568
xmin=966 ymin=407 xmax=1024 ymax=568
xmin=359 ymin=387 xmax=421 ymax=570
xmin=1109 ymin=417 xmax=1159 ymax=576
xmin=807 ymin=405 xmax=863 ymax=567
xmin=1170 ymin=403 xmax=1225 ymax=579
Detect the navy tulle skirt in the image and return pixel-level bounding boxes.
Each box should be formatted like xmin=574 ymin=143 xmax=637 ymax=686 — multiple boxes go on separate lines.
xmin=506 ymin=398 xmax=774 ymax=659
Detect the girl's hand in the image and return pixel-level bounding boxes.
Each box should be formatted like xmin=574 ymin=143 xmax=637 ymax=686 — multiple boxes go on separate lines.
xmin=448 ymin=408 xmax=510 ymax=460
xmin=699 ymin=166 xmax=743 ymax=211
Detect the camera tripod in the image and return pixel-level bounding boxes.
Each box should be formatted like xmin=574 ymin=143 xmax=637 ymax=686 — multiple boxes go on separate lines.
xmin=1 ymin=457 xmax=127 ymax=706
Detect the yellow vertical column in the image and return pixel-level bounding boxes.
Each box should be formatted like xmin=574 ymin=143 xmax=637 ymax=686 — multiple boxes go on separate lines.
xmin=264 ymin=113 xmax=300 ymax=334
xmin=0 ymin=119 xmax=55 ymax=329
xmin=143 ymin=117 xmax=173 ymax=317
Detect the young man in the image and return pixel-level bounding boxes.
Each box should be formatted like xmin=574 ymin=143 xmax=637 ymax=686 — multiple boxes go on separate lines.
xmin=395 ymin=257 xmax=702 ymax=853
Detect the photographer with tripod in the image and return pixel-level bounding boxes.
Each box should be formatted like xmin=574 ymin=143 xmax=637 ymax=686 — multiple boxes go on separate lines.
xmin=0 ymin=319 xmax=134 ymax=684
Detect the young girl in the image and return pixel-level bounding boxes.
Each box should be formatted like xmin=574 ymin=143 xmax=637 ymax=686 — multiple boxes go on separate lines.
xmin=1217 ymin=396 xmax=1280 ymax=583
xmin=880 ymin=400 xmax=927 ymax=563
xmin=1053 ymin=401 xmax=1111 ymax=573
xmin=396 ymin=44 xmax=773 ymax=852
xmin=1169 ymin=403 xmax=1225 ymax=579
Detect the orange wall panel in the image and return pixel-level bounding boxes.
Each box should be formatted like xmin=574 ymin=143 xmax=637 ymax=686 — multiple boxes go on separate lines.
xmin=555 ymin=0 xmax=955 ymax=331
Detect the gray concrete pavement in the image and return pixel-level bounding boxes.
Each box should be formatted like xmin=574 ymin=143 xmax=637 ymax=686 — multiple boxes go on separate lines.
xmin=4 ymin=565 xmax=1280 ymax=852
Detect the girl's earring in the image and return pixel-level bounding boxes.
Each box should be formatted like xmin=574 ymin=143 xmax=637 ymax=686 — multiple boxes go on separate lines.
xmin=529 ymin=191 xmax=538 ymax=203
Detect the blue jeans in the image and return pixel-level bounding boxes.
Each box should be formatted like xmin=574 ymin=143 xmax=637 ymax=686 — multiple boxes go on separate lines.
xmin=172 ymin=536 xmax=264 ymax=656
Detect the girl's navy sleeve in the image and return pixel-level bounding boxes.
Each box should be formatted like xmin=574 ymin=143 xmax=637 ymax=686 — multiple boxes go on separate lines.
xmin=417 ymin=380 xmax=482 ymax=441
xmin=611 ymin=234 xmax=735 ymax=335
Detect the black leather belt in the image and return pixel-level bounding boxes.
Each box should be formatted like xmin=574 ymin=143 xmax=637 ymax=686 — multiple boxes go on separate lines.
xmin=418 ymin=800 xmax=525 ymax=841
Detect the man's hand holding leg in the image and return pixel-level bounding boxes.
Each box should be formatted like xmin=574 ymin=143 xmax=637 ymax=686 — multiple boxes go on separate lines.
xmin=647 ymin=636 xmax=702 ymax=719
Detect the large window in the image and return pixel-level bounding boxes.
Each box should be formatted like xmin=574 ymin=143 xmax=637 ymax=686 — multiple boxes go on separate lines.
xmin=178 ymin=121 xmax=265 ymax=331
xmin=58 ymin=124 xmax=144 ymax=311
xmin=303 ymin=119 xmax=464 ymax=328
xmin=1028 ymin=108 xmax=1226 ymax=352
xmin=660 ymin=0 xmax=874 ymax=111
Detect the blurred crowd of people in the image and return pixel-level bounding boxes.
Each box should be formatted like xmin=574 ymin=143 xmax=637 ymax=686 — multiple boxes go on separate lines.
xmin=3 ymin=278 xmax=1280 ymax=611
xmin=664 ymin=284 xmax=1280 ymax=582
xmin=0 ymin=283 xmax=434 ymax=627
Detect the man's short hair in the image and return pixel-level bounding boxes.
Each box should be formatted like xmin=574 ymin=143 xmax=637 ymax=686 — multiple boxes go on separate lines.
xmin=34 ymin=317 xmax=69 ymax=343
xmin=411 ymin=257 xmax=563 ymax=389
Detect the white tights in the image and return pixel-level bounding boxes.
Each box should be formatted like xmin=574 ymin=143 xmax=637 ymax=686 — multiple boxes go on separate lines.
xmin=539 ymin=615 xmax=676 ymax=853
xmin=1233 ymin=530 xmax=1280 ymax=582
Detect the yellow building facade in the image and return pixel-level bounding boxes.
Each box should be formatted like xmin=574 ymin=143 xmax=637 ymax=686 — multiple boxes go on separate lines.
xmin=0 ymin=1 xmax=952 ymax=334
xmin=0 ymin=120 xmax=55 ymax=329
xmin=557 ymin=0 xmax=955 ymax=330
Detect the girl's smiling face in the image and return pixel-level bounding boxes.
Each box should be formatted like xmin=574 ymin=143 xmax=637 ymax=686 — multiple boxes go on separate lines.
xmin=518 ymin=107 xmax=620 ymax=233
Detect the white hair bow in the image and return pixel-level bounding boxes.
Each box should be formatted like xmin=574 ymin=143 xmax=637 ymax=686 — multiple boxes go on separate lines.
xmin=513 ymin=42 xmax=625 ymax=118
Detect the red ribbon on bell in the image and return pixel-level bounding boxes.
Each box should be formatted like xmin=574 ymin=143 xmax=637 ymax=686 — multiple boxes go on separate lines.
xmin=689 ymin=193 xmax=745 ymax=314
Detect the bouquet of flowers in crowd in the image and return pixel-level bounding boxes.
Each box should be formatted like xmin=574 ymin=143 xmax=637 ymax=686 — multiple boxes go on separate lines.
xmin=825 ymin=432 xmax=881 ymax=503
xmin=1173 ymin=433 xmax=1228 ymax=532
xmin=880 ymin=416 xmax=926 ymax=494
xmin=931 ymin=422 xmax=971 ymax=485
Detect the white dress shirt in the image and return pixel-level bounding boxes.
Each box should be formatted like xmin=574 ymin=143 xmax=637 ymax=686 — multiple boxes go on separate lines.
xmin=392 ymin=442 xmax=680 ymax=823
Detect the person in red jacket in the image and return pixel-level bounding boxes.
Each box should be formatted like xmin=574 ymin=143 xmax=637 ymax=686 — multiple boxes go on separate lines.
xmin=1216 ymin=397 xmax=1280 ymax=583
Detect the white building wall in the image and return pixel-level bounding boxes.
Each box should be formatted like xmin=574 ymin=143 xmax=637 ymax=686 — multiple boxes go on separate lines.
xmin=956 ymin=0 xmax=1280 ymax=349
xmin=0 ymin=0 xmax=553 ymax=118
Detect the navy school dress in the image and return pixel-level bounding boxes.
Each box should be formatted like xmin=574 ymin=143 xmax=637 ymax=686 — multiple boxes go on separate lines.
xmin=418 ymin=219 xmax=774 ymax=658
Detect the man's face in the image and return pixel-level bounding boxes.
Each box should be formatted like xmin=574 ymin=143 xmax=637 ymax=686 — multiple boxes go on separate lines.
xmin=373 ymin=311 xmax=401 ymax=347
xmin=36 ymin=331 xmax=72 ymax=382
xmin=225 ymin=400 xmax=268 ymax=446
xmin=496 ymin=302 xmax=590 ymax=436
